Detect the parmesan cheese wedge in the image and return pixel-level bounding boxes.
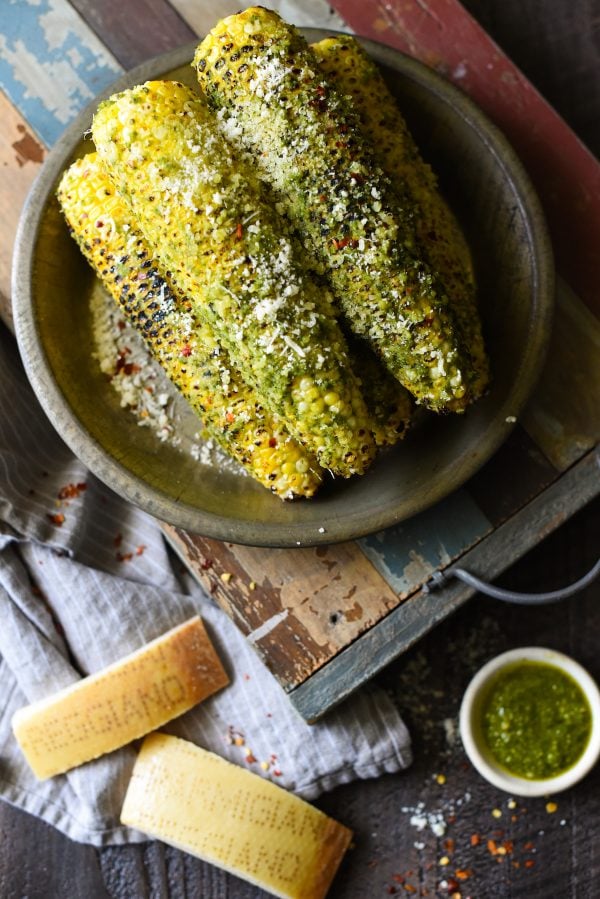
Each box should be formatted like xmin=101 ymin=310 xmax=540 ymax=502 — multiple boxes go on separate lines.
xmin=121 ymin=733 xmax=352 ymax=899
xmin=12 ymin=617 xmax=228 ymax=780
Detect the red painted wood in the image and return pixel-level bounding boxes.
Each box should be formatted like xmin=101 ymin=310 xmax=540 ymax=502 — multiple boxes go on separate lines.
xmin=331 ymin=0 xmax=600 ymax=317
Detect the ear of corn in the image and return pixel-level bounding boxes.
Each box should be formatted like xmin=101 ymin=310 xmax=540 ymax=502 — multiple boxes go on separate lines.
xmin=312 ymin=35 xmax=489 ymax=401
xmin=92 ymin=80 xmax=376 ymax=477
xmin=194 ymin=8 xmax=475 ymax=414
xmin=57 ymin=154 xmax=324 ymax=499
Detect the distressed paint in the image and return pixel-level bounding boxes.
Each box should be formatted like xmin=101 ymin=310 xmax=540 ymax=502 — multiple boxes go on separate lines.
xmin=169 ymin=0 xmax=350 ymax=36
xmin=0 ymin=90 xmax=47 ymax=326
xmin=0 ymin=0 xmax=120 ymax=145
xmin=358 ymin=489 xmax=491 ymax=596
xmin=163 ymin=527 xmax=402 ymax=687
xmin=3 ymin=0 xmax=599 ymax=716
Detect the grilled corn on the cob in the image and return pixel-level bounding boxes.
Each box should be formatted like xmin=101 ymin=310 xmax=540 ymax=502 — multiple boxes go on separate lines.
xmin=92 ymin=80 xmax=376 ymax=476
xmin=57 ymin=154 xmax=323 ymax=499
xmin=312 ymin=35 xmax=489 ymax=400
xmin=194 ymin=8 xmax=474 ymax=413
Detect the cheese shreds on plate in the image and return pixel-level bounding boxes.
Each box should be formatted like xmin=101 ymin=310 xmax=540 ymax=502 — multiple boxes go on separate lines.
xmin=12 ymin=617 xmax=229 ymax=780
xmin=121 ymin=733 xmax=352 ymax=899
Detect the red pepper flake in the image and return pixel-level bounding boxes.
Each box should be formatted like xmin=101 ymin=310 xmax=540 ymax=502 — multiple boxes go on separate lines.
xmin=245 ymin=753 xmax=257 ymax=764
xmin=332 ymin=236 xmax=359 ymax=251
xmin=445 ymin=879 xmax=459 ymax=893
xmin=236 ymin=222 xmax=243 ymax=240
xmin=523 ymin=841 xmax=535 ymax=851
xmin=95 ymin=219 xmax=104 ymax=228
xmin=470 ymin=834 xmax=480 ymax=847
xmin=47 ymin=513 xmax=65 ymax=526
xmin=455 ymin=870 xmax=472 ymax=881
xmin=272 ymin=768 xmax=282 ymax=777
xmin=57 ymin=482 xmax=87 ymax=500
xmin=181 ymin=343 xmax=192 ymax=357
xmin=385 ymin=888 xmax=397 ymax=895
xmin=524 ymin=859 xmax=536 ymax=869
xmin=116 ymin=551 xmax=133 ymax=562
xmin=117 ymin=320 xmax=126 ymax=331
xmin=392 ymin=874 xmax=405 ymax=884
xmin=487 ymin=839 xmax=498 ymax=856
xmin=444 ymin=839 xmax=455 ymax=853
xmin=114 ymin=532 xmax=123 ymax=547
xmin=243 ymin=673 xmax=251 ymax=681
xmin=115 ymin=349 xmax=141 ymax=376
xmin=200 ymin=558 xmax=213 ymax=570
xmin=268 ymin=437 xmax=277 ymax=448
xmin=135 ymin=544 xmax=146 ymax=556
xmin=226 ymin=412 xmax=235 ymax=423
xmin=404 ymin=886 xmax=417 ymax=894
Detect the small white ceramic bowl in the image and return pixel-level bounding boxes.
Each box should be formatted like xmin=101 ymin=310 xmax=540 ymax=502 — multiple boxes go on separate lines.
xmin=460 ymin=647 xmax=600 ymax=797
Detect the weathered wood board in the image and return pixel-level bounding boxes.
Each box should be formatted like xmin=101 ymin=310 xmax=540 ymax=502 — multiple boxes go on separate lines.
xmin=1 ymin=0 xmax=598 ymax=722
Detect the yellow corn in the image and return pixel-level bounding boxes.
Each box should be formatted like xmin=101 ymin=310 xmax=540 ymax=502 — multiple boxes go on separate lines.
xmin=92 ymin=80 xmax=376 ymax=476
xmin=57 ymin=154 xmax=323 ymax=499
xmin=312 ymin=35 xmax=489 ymax=400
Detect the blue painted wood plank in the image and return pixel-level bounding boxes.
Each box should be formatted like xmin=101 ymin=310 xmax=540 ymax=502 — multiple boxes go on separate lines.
xmin=358 ymin=490 xmax=492 ymax=597
xmin=0 ymin=0 xmax=121 ymax=147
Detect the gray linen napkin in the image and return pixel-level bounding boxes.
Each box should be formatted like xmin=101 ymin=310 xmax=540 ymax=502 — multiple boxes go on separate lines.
xmin=0 ymin=325 xmax=411 ymax=846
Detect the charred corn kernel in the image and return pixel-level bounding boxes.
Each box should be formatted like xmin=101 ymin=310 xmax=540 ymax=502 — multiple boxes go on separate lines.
xmin=121 ymin=733 xmax=353 ymax=899
xmin=12 ymin=618 xmax=228 ymax=780
xmin=312 ymin=35 xmax=489 ymax=400
xmin=346 ymin=333 xmax=412 ymax=446
xmin=92 ymin=80 xmax=376 ymax=476
xmin=57 ymin=154 xmax=323 ymax=499
xmin=194 ymin=8 xmax=473 ymax=413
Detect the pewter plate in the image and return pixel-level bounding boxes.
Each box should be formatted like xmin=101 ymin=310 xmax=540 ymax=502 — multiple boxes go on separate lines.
xmin=12 ymin=33 xmax=554 ymax=547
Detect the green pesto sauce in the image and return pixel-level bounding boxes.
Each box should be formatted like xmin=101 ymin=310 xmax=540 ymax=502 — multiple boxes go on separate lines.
xmin=481 ymin=661 xmax=592 ymax=780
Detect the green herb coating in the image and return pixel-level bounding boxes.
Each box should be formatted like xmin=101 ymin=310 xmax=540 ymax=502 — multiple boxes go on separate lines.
xmin=194 ymin=7 xmax=475 ymax=412
xmin=312 ymin=35 xmax=489 ymax=401
xmin=92 ymin=79 xmax=376 ymax=476
xmin=57 ymin=154 xmax=323 ymax=499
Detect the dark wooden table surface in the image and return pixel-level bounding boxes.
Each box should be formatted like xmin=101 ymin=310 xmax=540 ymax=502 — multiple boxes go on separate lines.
xmin=1 ymin=1 xmax=599 ymax=897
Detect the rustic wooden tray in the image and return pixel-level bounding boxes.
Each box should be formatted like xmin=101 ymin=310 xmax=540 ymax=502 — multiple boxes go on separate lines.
xmin=161 ymin=5 xmax=600 ymax=720
xmin=2 ymin=0 xmax=598 ymax=723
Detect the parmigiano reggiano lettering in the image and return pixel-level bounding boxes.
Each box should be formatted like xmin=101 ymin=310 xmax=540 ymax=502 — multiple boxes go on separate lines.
xmin=12 ymin=617 xmax=228 ymax=779
xmin=121 ymin=733 xmax=352 ymax=899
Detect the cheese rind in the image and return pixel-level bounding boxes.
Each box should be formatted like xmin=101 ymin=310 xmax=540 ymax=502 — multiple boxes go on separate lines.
xmin=12 ymin=617 xmax=228 ymax=779
xmin=121 ymin=733 xmax=352 ymax=899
